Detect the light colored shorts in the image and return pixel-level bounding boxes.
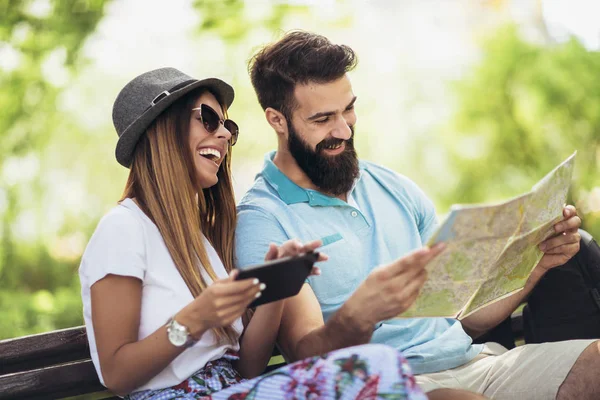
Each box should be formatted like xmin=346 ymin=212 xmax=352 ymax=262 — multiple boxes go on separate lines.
xmin=416 ymin=340 xmax=596 ymax=400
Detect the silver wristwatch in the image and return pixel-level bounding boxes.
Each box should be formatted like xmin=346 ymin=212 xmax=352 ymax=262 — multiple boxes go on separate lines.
xmin=166 ymin=317 xmax=196 ymax=347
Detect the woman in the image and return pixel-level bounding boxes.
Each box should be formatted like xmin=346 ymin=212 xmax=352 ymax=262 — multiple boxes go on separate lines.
xmin=79 ymin=67 xmax=428 ymax=399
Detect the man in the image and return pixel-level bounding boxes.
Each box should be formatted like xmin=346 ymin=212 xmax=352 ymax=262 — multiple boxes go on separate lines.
xmin=235 ymin=31 xmax=599 ymax=399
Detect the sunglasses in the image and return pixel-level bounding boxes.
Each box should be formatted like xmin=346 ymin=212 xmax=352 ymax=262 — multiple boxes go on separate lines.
xmin=191 ymin=104 xmax=239 ymax=146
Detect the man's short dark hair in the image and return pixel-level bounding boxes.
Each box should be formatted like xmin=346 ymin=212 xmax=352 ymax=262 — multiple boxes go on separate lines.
xmin=248 ymin=31 xmax=358 ymax=119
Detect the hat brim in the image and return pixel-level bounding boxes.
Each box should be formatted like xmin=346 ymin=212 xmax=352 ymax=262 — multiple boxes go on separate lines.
xmin=115 ymin=77 xmax=234 ymax=168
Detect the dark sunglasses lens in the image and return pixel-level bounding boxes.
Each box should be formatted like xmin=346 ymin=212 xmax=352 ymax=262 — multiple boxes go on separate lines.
xmin=201 ymin=105 xmax=220 ymax=133
xmin=224 ymin=120 xmax=239 ymax=145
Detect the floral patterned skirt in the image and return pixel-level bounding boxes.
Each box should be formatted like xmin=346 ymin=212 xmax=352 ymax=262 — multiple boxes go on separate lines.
xmin=126 ymin=343 xmax=427 ymax=400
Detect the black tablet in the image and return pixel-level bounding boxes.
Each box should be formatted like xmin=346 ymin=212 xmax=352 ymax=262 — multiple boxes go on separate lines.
xmin=236 ymin=252 xmax=320 ymax=307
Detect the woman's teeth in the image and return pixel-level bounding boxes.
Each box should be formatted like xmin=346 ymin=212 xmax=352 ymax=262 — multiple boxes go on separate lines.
xmin=198 ymin=148 xmax=221 ymax=161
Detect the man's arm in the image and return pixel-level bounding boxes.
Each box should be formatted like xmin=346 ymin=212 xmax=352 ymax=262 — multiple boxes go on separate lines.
xmin=460 ymin=267 xmax=544 ymax=338
xmin=278 ymin=245 xmax=445 ymax=361
xmin=277 ymin=284 xmax=373 ymax=362
xmin=461 ymin=206 xmax=582 ymax=338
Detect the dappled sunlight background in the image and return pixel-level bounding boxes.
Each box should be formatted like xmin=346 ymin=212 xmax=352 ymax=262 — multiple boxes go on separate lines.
xmin=1 ymin=0 xmax=600 ymax=339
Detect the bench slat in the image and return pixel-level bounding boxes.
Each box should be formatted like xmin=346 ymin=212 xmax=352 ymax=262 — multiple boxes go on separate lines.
xmin=0 ymin=360 xmax=109 ymax=400
xmin=0 ymin=326 xmax=89 ymax=374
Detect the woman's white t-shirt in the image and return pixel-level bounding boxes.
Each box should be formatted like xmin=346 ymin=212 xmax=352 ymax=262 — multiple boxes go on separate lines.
xmin=79 ymin=198 xmax=242 ymax=393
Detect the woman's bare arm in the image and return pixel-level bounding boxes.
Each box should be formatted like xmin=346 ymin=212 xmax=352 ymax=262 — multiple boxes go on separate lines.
xmin=92 ymin=272 xmax=261 ymax=395
xmin=91 ymin=275 xmax=187 ymax=395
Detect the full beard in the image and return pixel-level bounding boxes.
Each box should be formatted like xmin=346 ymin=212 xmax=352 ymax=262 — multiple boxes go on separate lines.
xmin=287 ymin=122 xmax=359 ymax=196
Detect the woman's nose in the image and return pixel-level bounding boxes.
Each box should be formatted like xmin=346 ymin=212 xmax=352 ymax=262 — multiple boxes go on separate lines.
xmin=216 ymin=123 xmax=232 ymax=141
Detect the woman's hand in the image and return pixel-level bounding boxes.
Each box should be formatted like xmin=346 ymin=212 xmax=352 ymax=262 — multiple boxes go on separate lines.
xmin=263 ymin=239 xmax=328 ymax=276
xmin=176 ymin=271 xmax=263 ymax=339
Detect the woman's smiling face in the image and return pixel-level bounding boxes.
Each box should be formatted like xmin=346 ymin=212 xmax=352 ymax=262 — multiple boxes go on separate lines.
xmin=187 ymin=92 xmax=232 ymax=189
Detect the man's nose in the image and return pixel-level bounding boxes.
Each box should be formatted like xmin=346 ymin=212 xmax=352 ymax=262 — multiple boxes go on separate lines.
xmin=331 ymin=118 xmax=352 ymax=140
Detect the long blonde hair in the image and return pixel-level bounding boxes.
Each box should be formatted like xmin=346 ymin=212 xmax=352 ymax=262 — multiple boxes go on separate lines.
xmin=121 ymin=88 xmax=238 ymax=344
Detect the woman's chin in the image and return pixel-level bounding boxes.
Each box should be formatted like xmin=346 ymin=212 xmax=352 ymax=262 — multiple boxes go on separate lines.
xmin=198 ymin=175 xmax=219 ymax=190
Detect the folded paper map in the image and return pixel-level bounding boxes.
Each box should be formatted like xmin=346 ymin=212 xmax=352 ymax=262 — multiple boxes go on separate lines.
xmin=401 ymin=152 xmax=577 ymax=320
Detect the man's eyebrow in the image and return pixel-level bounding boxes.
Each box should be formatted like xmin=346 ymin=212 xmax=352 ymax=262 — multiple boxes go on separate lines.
xmin=345 ymin=96 xmax=357 ymax=110
xmin=307 ymin=110 xmax=336 ymax=121
xmin=306 ymin=96 xmax=358 ymax=121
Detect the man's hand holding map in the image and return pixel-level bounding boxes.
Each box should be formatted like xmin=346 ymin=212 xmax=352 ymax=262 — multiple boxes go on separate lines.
xmin=401 ymin=152 xmax=577 ymax=319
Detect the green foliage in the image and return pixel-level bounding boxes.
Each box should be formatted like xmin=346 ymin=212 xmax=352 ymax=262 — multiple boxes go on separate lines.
xmin=0 ymin=0 xmax=110 ymax=339
xmin=193 ymin=0 xmax=309 ymax=42
xmin=0 ymin=0 xmax=107 ymax=155
xmin=0 ymin=0 xmax=318 ymax=341
xmin=0 ymin=277 xmax=82 ymax=339
xmin=445 ymin=25 xmax=600 ymax=237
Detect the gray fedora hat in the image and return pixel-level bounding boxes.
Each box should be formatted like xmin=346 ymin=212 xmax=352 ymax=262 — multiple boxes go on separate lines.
xmin=113 ymin=67 xmax=234 ymax=167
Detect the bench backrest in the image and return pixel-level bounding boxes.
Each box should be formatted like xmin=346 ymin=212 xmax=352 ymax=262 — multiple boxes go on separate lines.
xmin=0 ymin=326 xmax=116 ymax=400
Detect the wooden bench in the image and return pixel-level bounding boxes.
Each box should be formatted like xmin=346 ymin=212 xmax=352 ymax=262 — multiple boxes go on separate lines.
xmin=0 ymin=312 xmax=525 ymax=399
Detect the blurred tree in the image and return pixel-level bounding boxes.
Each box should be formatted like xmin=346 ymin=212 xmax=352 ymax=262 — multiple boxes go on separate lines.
xmin=193 ymin=0 xmax=308 ymax=43
xmin=0 ymin=0 xmax=326 ymax=340
xmin=0 ymin=0 xmax=111 ymax=339
xmin=444 ymin=25 xmax=600 ymax=237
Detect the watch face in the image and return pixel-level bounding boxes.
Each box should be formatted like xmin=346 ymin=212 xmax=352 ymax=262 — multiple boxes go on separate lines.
xmin=168 ymin=321 xmax=189 ymax=347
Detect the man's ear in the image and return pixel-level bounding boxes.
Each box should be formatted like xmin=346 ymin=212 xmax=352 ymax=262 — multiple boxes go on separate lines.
xmin=265 ymin=107 xmax=288 ymax=136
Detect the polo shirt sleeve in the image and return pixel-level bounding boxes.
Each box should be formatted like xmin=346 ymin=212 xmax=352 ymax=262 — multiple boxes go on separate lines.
xmin=235 ymin=206 xmax=289 ymax=269
xmin=79 ymin=206 xmax=146 ymax=287
xmin=366 ymin=162 xmax=439 ymax=245
xmin=389 ymin=169 xmax=439 ymax=244
xmin=408 ymin=180 xmax=438 ymax=244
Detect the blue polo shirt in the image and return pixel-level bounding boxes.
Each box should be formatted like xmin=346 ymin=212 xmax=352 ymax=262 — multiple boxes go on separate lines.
xmin=235 ymin=151 xmax=483 ymax=374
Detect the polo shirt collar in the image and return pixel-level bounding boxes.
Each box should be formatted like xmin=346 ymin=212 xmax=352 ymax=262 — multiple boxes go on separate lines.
xmin=261 ymin=151 xmax=365 ymax=206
